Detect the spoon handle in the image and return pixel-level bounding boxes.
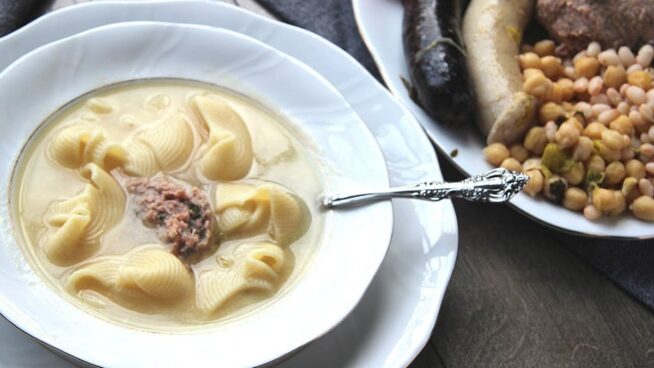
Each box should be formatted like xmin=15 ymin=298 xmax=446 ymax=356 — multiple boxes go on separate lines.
xmin=321 ymin=168 xmax=529 ymax=209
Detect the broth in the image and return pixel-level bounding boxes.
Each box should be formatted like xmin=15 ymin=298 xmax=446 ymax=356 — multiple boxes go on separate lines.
xmin=12 ymin=79 xmax=324 ymax=330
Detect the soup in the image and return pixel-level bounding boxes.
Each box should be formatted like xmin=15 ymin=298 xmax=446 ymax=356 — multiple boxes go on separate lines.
xmin=11 ymin=80 xmax=324 ymax=330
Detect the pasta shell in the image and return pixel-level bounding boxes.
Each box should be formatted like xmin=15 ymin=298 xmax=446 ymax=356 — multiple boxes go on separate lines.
xmin=68 ymin=259 xmax=120 ymax=293
xmin=117 ymin=250 xmax=193 ymax=300
xmin=42 ymin=163 xmax=125 ymax=266
xmin=123 ymin=111 xmax=194 ymax=176
xmin=267 ymin=185 xmax=304 ymax=245
xmin=192 ymin=96 xmax=253 ymax=181
xmin=50 ymin=124 xmax=127 ymax=171
xmin=213 ymin=183 xmax=307 ymax=245
xmin=67 ymin=247 xmax=194 ymax=304
xmin=43 ymin=206 xmax=91 ymax=265
xmin=197 ymin=242 xmax=283 ymax=314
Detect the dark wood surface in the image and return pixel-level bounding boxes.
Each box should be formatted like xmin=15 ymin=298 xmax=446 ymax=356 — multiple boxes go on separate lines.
xmin=44 ymin=1 xmax=654 ymax=367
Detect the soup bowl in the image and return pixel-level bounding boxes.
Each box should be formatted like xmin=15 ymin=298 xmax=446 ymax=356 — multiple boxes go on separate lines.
xmin=0 ymin=22 xmax=392 ymax=367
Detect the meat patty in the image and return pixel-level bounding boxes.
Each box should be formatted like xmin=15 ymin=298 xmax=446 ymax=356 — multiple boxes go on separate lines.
xmin=537 ymin=0 xmax=654 ymax=55
xmin=125 ymin=176 xmax=213 ymax=260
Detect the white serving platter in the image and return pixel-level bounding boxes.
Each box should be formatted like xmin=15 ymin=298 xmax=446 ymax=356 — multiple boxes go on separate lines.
xmin=352 ymin=0 xmax=653 ymax=239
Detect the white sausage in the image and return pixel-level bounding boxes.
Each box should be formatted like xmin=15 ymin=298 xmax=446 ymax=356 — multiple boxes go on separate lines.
xmin=463 ymin=0 xmax=537 ymax=144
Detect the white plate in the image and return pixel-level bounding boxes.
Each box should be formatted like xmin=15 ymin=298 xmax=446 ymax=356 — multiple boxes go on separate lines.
xmin=352 ymin=0 xmax=653 ymax=239
xmin=0 ymin=1 xmax=458 ymax=367
xmin=0 ymin=22 xmax=393 ymax=368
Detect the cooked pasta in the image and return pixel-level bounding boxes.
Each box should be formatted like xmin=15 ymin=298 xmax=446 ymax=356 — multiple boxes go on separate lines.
xmin=14 ymin=80 xmax=322 ymax=328
xmin=197 ymin=242 xmax=285 ymax=314
xmin=42 ymin=163 xmax=125 ymax=266
xmin=192 ymin=95 xmax=253 ymax=181
xmin=50 ymin=124 xmax=127 ymax=171
xmin=68 ymin=247 xmax=194 ymax=303
xmin=214 ymin=182 xmax=308 ymax=245
xmin=123 ymin=110 xmax=194 ymax=176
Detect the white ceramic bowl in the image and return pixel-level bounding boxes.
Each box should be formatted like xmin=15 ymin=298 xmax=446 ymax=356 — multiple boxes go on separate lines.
xmin=0 ymin=22 xmax=393 ymax=367
xmin=353 ymin=0 xmax=653 ymax=239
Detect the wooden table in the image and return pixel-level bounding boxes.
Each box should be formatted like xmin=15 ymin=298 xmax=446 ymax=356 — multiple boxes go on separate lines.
xmin=47 ymin=1 xmax=654 ymax=367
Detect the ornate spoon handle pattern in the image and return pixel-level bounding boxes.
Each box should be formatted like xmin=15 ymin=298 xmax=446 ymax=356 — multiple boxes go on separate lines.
xmin=321 ymin=168 xmax=529 ymax=209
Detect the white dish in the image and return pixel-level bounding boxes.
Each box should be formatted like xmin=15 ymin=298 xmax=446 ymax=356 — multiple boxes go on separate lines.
xmin=0 ymin=2 xmax=458 ymax=367
xmin=352 ymin=0 xmax=653 ymax=239
xmin=0 ymin=22 xmax=393 ymax=368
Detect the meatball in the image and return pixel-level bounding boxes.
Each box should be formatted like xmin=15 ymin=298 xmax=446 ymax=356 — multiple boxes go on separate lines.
xmin=126 ymin=176 xmax=213 ymax=260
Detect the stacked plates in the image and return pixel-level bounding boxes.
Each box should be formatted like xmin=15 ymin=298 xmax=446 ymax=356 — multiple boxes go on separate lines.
xmin=0 ymin=2 xmax=457 ymax=367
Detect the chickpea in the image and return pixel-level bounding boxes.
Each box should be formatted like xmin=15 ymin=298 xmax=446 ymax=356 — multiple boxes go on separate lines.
xmin=561 ymin=101 xmax=575 ymax=112
xmin=630 ymin=196 xmax=654 ymax=222
xmin=609 ymin=115 xmax=634 ymax=136
xmin=639 ymin=178 xmax=654 ymax=197
xmin=539 ymin=102 xmax=566 ymax=124
xmin=523 ymin=74 xmax=552 ymax=98
xmin=524 ymin=127 xmax=548 ymax=154
xmin=627 ymin=70 xmax=652 ymax=90
xmin=622 ymin=177 xmax=640 ymax=203
xmin=596 ymin=140 xmax=622 ymax=162
xmin=541 ymin=56 xmax=562 ymax=79
xmin=592 ymin=188 xmax=626 ymax=216
xmin=558 ymin=79 xmax=575 ymax=101
xmin=484 ymin=143 xmax=510 ymax=166
xmin=586 ymin=154 xmax=606 ymax=173
xmin=523 ymin=170 xmax=544 ymax=196
xmin=612 ymin=191 xmax=627 ymax=216
xmin=583 ymin=122 xmax=607 ymax=140
xmin=509 ymin=144 xmax=529 ymax=163
xmin=603 ymin=65 xmax=627 ymax=89
xmin=625 ymin=159 xmax=646 ymax=179
xmin=621 ymin=147 xmax=636 ymax=162
xmin=601 ymin=129 xmax=625 ymax=151
xmin=500 ymin=157 xmax=522 ymax=172
xmin=584 ymin=204 xmax=602 ymax=220
xmin=563 ymin=187 xmax=588 ymax=211
xmin=572 ymin=136 xmax=594 ymax=161
xmin=519 ymin=52 xmax=542 ymax=70
xmin=574 ymin=77 xmax=589 ymax=93
xmin=555 ymin=121 xmax=580 ymax=148
xmin=567 ymin=116 xmax=584 ymax=133
xmin=629 ymin=111 xmax=648 ymax=133
xmin=523 ymin=68 xmax=544 ymax=79
xmin=604 ymin=161 xmax=626 ymax=185
xmin=575 ymin=56 xmax=600 ymax=78
xmin=545 ymin=83 xmax=564 ymax=104
xmin=563 ymin=162 xmax=585 ymax=185
xmin=523 ymin=158 xmax=542 ymax=172
xmin=533 ymin=40 xmax=556 ymax=57
xmin=592 ymin=188 xmax=614 ymax=213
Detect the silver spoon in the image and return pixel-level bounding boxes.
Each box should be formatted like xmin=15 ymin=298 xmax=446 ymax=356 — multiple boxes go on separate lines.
xmin=321 ymin=168 xmax=529 ymax=209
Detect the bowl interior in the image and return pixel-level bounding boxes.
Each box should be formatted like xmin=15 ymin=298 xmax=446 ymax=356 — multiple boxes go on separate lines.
xmin=0 ymin=22 xmax=393 ymax=367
